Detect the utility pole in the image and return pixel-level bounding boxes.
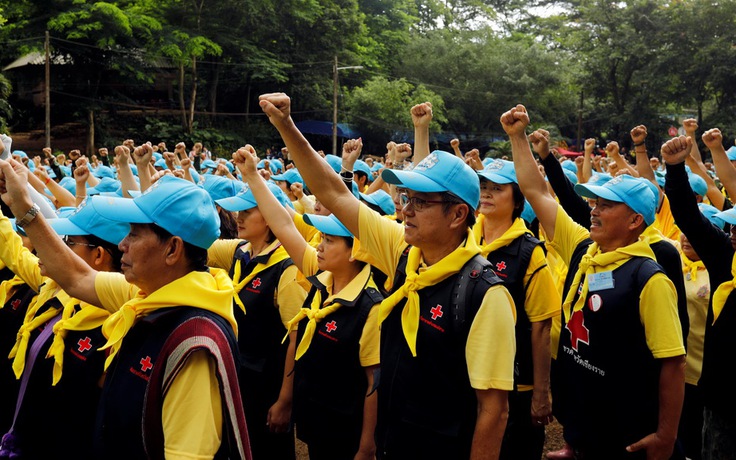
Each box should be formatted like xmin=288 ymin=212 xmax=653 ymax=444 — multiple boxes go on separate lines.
xmin=44 ymin=31 xmax=51 ymax=149
xmin=332 ymin=57 xmax=363 ymax=155
xmin=576 ymin=91 xmax=583 ymax=153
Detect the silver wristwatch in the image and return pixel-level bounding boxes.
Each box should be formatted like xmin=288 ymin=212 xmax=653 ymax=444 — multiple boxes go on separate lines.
xmin=15 ymin=203 xmax=41 ymax=228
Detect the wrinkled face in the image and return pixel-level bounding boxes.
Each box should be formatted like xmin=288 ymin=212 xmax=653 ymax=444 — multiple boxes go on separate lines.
xmin=235 ymin=207 xmax=269 ymax=241
xmin=316 ymin=233 xmax=353 ymax=272
xmin=118 ymin=224 xmax=169 ymax=294
xmin=478 ymin=179 xmax=515 ymax=222
xmin=400 ymin=190 xmax=459 ymax=248
xmin=589 ymin=197 xmax=639 ymax=249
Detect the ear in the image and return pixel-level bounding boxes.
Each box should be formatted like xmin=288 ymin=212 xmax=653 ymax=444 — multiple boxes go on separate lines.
xmin=93 ymin=246 xmax=108 ymax=269
xmin=629 ymin=213 xmax=645 ymax=232
xmin=447 ymin=203 xmax=471 ymax=230
xmin=164 ymin=236 xmax=187 ymax=267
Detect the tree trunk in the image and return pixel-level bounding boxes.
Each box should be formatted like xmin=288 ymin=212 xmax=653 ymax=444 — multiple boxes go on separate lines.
xmin=87 ymin=109 xmax=95 ymax=156
xmin=179 ymin=63 xmax=187 ymax=129
xmin=188 ymin=57 xmax=198 ymax=134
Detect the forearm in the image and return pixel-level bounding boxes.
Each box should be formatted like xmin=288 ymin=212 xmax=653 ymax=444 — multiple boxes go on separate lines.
xmin=47 ymin=178 xmax=76 ymax=207
xmin=709 ymin=145 xmax=736 ymax=200
xmin=117 ymin=164 xmax=139 ymax=198
xmin=357 ymin=366 xmax=379 ymax=456
xmin=656 ymin=356 xmax=685 ymax=443
xmin=635 ymin=150 xmax=655 ymax=181
xmin=511 ymin=134 xmax=559 ymax=238
xmin=413 ymin=125 xmax=430 ymax=165
xmin=542 ymin=154 xmax=592 ymax=230
xmin=686 ymin=155 xmax=725 ymax=209
xmin=137 ymin=164 xmax=153 ymax=191
xmin=582 ymin=152 xmax=593 ymax=183
xmin=531 ymin=319 xmax=552 ymax=397
xmin=277 ymin=333 xmax=296 ymax=404
xmin=470 ymin=389 xmax=508 ymax=460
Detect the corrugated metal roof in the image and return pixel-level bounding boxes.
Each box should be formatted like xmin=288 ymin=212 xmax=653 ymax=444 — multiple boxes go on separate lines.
xmin=3 ymin=51 xmax=74 ymax=70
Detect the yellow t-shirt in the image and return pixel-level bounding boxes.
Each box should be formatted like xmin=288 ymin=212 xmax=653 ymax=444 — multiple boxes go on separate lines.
xmin=654 ymin=195 xmax=680 ymax=241
xmin=94 ymin=272 xmax=223 ymax=459
xmin=682 ymin=261 xmax=709 ymax=385
xmin=351 ymin=203 xmax=517 ymax=391
xmin=207 ymin=239 xmax=307 ymax=327
xmin=300 ymin=248 xmax=380 ymax=367
xmin=0 ymin=210 xmax=44 ymax=292
xmin=548 ymin=205 xmax=685 ymax=359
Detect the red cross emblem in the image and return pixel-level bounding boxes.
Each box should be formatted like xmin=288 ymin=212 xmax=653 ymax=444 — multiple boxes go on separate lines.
xmin=140 ymin=356 xmax=153 ymax=372
xmin=10 ymin=299 xmax=21 ymax=311
xmin=325 ymin=320 xmax=337 ymax=333
xmin=430 ymin=304 xmax=444 ymax=320
xmin=252 ymin=278 xmax=262 ymax=289
xmin=77 ymin=337 xmax=92 ymax=353
xmin=495 ymin=261 xmax=507 ymax=271
xmin=565 ymin=310 xmax=590 ymax=352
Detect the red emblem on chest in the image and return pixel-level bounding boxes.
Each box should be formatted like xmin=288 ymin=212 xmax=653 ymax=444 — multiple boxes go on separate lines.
xmin=140 ymin=356 xmax=153 ymax=372
xmin=77 ymin=337 xmax=92 ymax=353
xmin=251 ymin=278 xmax=262 ymax=288
xmin=430 ymin=304 xmax=444 ymax=320
xmin=566 ymin=310 xmax=590 ymax=351
xmin=495 ymin=261 xmax=507 ymax=271
xmin=10 ymin=299 xmax=21 ymax=311
xmin=325 ymin=320 xmax=337 ymax=333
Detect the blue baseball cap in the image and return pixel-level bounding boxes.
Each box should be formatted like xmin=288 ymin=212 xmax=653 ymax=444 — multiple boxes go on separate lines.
xmin=129 ymin=164 xmax=139 ymax=176
xmin=216 ymin=181 xmax=294 ymax=212
xmin=642 ymin=178 xmax=661 ymax=204
xmin=87 ymin=177 xmax=120 ymax=195
xmin=688 ymin=173 xmax=707 ymax=197
xmin=574 ymin=175 xmax=656 ymax=226
xmin=521 ymin=200 xmax=536 ymax=224
xmin=359 ymin=189 xmax=396 ymax=215
xmin=563 ymin=169 xmax=578 ymax=185
xmin=152 ymin=151 xmax=163 ymax=161
xmin=257 ymin=159 xmax=280 ymax=175
xmin=561 ymin=160 xmax=578 ymax=173
xmin=153 ymin=158 xmax=168 ymax=169
xmin=654 ymin=170 xmax=665 ymax=188
xmin=371 ymin=162 xmax=384 ymax=173
xmin=89 ymin=175 xmax=220 ymax=249
xmin=482 ymin=157 xmax=494 ymax=167
xmin=583 ymin=173 xmax=613 ymax=188
xmin=13 ymin=150 xmax=28 ymax=159
xmin=382 ymin=150 xmax=480 ymax=211
xmin=353 ymin=160 xmax=373 ymax=179
xmin=699 ymin=203 xmax=725 ymax=228
xmin=201 ymin=175 xmax=246 ymax=202
xmin=48 ymin=197 xmax=130 ymax=245
xmin=200 ymin=159 xmax=218 ymax=171
xmin=726 ymin=146 xmax=736 ymax=161
xmin=271 ymin=169 xmax=304 ymax=186
xmin=715 ymin=207 xmax=736 ymax=225
xmin=92 ymin=165 xmax=116 ymax=179
xmin=477 ymin=159 xmax=517 ymax=184
xmin=303 ymin=213 xmax=353 ymax=238
xmin=323 ymin=154 xmax=342 ymax=174
xmin=58 ymin=176 xmax=77 ymax=195
xmin=44 ymin=166 xmax=57 ymax=179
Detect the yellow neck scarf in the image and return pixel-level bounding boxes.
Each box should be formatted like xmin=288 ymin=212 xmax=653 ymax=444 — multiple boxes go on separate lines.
xmin=642 ymin=225 xmax=664 ymax=245
xmin=680 ymin=252 xmax=705 ymax=282
xmin=476 ymin=216 xmax=531 ymax=258
xmin=285 ymin=265 xmax=374 ymax=360
xmin=47 ymin=300 xmax=110 ymax=385
xmin=379 ymin=228 xmax=480 ymax=357
xmin=0 ymin=275 xmax=28 ymax=308
xmin=99 ymin=268 xmax=236 ymax=370
xmin=712 ymin=252 xmax=736 ymax=324
xmin=231 ymin=243 xmax=290 ymax=313
xmin=562 ymin=238 xmax=656 ymax=323
xmin=9 ymin=281 xmax=66 ymax=378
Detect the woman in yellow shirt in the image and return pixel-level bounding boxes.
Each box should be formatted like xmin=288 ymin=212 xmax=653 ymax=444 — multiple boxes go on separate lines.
xmin=236 ymin=146 xmax=381 ymax=460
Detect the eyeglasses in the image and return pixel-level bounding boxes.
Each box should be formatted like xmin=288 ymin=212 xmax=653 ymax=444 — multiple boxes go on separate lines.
xmin=62 ymin=235 xmax=97 ymax=248
xmin=398 ymin=193 xmax=455 ymax=211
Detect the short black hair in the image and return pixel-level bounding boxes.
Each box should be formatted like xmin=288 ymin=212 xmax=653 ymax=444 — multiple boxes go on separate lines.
xmin=84 ymin=234 xmax=123 ymax=272
xmin=148 ymin=224 xmax=208 ymax=271
xmin=510 ymin=183 xmax=525 ymax=221
xmin=440 ymin=192 xmax=476 ymax=228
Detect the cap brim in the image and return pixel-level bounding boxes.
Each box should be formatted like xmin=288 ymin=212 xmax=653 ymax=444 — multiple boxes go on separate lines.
xmin=89 ymin=195 xmax=153 ymax=224
xmin=215 ymin=194 xmax=257 ymax=212
xmin=48 ymin=218 xmax=88 ymax=236
xmin=270 ymin=174 xmax=288 ymax=181
xmin=715 ymin=208 xmax=736 ymax=225
xmin=381 ymin=169 xmax=447 ymax=193
xmin=302 ymin=214 xmax=352 ymax=237
xmin=359 ymin=192 xmax=378 ymax=206
xmin=477 ymin=170 xmax=515 ymax=184
xmin=573 ymin=183 xmax=623 ymax=203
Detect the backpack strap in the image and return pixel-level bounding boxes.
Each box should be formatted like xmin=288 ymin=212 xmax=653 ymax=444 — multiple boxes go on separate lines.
xmin=451 ymin=255 xmax=498 ymax=336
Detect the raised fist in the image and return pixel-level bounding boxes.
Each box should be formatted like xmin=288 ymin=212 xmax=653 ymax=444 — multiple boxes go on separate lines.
xmin=683 ymin=119 xmax=698 ymax=135
xmin=660 ymin=135 xmax=692 ymax=165
xmin=630 ymin=125 xmax=647 ymax=146
xmin=259 ymin=93 xmax=292 ymax=127
xmin=410 ymin=102 xmax=433 ymax=129
xmin=702 ymin=128 xmax=724 ymax=151
xmin=500 ymin=105 xmax=530 ymax=137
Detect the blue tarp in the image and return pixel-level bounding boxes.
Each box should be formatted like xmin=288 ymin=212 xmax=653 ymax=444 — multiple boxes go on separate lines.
xmin=295 ymin=120 xmax=361 ymax=139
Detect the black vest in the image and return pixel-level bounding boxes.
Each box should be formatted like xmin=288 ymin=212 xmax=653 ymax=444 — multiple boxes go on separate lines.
xmin=95 ymin=307 xmax=239 ymax=460
xmin=485 ymin=233 xmax=541 ymax=387
xmin=11 ymin=300 xmax=106 ymax=460
xmin=293 ymin=277 xmax=383 ymax=442
xmin=376 ymin=252 xmax=504 ymax=454
xmin=700 ymin=289 xmax=736 ymax=415
xmin=229 ymin=242 xmax=294 ymax=376
xmin=0 ymin=282 xmax=34 ymax=432
xmin=556 ymin=241 xmax=663 ymax=454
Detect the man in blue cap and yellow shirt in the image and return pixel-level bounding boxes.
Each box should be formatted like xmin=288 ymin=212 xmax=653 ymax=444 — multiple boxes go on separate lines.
xmin=502 ymin=104 xmax=685 ymax=460
xmin=258 ymin=92 xmax=516 ymax=460
xmin=0 ymin=166 xmax=250 ymax=460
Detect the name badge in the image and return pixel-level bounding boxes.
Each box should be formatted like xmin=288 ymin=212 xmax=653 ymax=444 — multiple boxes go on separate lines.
xmin=588 ymin=271 xmax=614 ymax=291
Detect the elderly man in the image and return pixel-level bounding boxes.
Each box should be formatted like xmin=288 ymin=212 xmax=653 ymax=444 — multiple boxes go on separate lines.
xmin=0 ymin=162 xmax=249 ymax=460
xmin=502 ymin=105 xmax=685 ymax=460
xmin=258 ymin=92 xmax=516 ymax=460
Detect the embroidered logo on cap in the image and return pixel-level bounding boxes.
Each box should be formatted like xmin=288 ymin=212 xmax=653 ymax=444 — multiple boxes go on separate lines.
xmin=412 ymin=152 xmax=439 ymax=172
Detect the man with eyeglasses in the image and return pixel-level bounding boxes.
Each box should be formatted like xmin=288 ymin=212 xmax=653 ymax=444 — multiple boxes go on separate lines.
xmin=259 ymin=93 xmax=516 ymax=460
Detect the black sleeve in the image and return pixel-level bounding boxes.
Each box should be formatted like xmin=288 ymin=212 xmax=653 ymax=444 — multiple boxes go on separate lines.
xmin=49 ymin=159 xmax=65 ymax=180
xmin=100 ymin=153 xmax=110 ymax=166
xmin=541 ymin=154 xmax=591 ymax=230
xmin=664 ymin=161 xmax=734 ymax=284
